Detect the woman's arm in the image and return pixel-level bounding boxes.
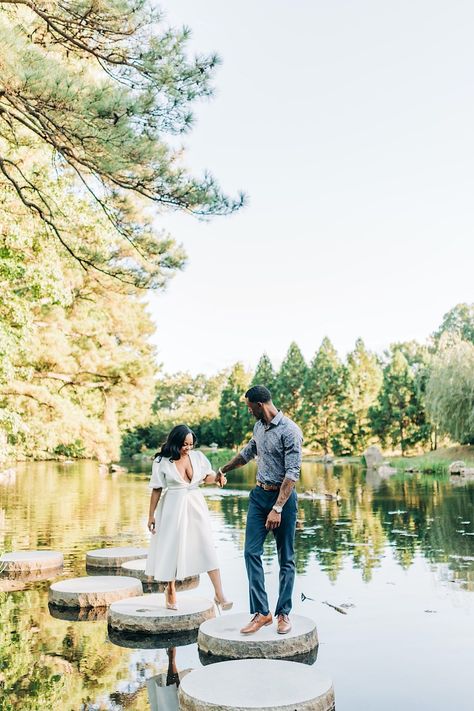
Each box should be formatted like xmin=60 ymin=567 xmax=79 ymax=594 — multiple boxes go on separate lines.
xmin=203 ymin=472 xmax=227 ymax=486
xmin=147 ymin=488 xmax=162 ymax=534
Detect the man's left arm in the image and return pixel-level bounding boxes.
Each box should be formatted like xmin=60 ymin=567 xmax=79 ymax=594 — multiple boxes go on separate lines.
xmin=265 ymin=428 xmax=303 ymax=530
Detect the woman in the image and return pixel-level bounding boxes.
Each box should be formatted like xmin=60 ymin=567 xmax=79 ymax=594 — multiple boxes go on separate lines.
xmin=145 ymin=424 xmax=232 ymax=611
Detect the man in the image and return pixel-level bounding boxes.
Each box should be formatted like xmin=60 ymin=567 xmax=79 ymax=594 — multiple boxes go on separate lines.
xmin=216 ymin=384 xmax=302 ymax=635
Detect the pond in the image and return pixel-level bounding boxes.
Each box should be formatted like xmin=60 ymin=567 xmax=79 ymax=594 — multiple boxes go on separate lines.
xmin=0 ymin=459 xmax=473 ymax=710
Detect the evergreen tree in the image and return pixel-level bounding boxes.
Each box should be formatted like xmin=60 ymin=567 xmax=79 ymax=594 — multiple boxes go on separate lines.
xmin=252 ymin=353 xmax=276 ymax=394
xmin=344 ymin=338 xmax=383 ymax=453
xmin=0 ymin=0 xmax=243 ymax=287
xmin=369 ymin=343 xmax=431 ymax=454
xmin=274 ymin=342 xmax=307 ymax=421
xmin=301 ymin=338 xmax=347 ymax=454
xmin=217 ymin=363 xmax=252 ymax=448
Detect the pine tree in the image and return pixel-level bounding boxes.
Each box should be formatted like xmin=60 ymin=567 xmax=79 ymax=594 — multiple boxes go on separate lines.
xmin=301 ymin=338 xmax=347 ymax=454
xmin=344 ymin=339 xmax=383 ymax=453
xmin=369 ymin=343 xmax=431 ymax=454
xmin=217 ymin=363 xmax=252 ymax=448
xmin=252 ymin=354 xmax=277 ymax=395
xmin=274 ymin=342 xmax=307 ymax=421
xmin=0 ymin=0 xmax=243 ymax=287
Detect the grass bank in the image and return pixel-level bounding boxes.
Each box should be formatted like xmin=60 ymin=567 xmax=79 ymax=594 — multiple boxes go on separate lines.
xmin=391 ymin=445 xmax=474 ymax=475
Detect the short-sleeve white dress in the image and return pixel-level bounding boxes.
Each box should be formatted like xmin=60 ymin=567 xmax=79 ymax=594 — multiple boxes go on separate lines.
xmin=145 ymin=450 xmax=219 ymax=581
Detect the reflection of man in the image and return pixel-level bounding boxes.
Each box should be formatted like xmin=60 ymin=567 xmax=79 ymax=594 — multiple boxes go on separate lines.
xmin=217 ymin=385 xmax=302 ymax=635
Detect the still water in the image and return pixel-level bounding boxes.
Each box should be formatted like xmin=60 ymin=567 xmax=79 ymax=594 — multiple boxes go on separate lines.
xmin=0 ymin=459 xmax=473 ymax=710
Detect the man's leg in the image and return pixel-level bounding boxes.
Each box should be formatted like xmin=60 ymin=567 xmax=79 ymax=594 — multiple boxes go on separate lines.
xmin=273 ymin=489 xmax=298 ymax=616
xmin=244 ymin=487 xmax=270 ymax=614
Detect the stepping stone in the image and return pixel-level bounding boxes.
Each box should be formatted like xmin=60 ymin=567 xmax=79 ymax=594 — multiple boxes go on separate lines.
xmin=178 ymin=659 xmax=335 ymax=711
xmin=48 ymin=604 xmax=109 ymax=622
xmin=198 ymin=613 xmax=318 ymax=662
xmin=108 ymin=594 xmax=215 ymax=635
xmin=120 ymin=559 xmax=199 ymax=591
xmin=0 ymin=550 xmax=64 ymax=574
xmin=108 ymin=626 xmax=199 ymax=650
xmin=49 ymin=575 xmax=143 ymax=608
xmin=85 ymin=546 xmax=148 ymax=569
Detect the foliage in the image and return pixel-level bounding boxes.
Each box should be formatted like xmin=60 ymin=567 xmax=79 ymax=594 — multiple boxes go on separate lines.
xmin=216 ymin=362 xmax=252 ymax=448
xmin=274 ymin=342 xmax=307 ymax=421
xmin=426 ymin=338 xmax=474 ymax=445
xmin=251 ymin=353 xmax=277 ymax=394
xmin=0 ymin=0 xmax=243 ymax=286
xmin=344 ymin=339 xmax=383 ymax=452
xmin=433 ymin=303 xmax=474 ymax=346
xmin=301 ymin=337 xmax=347 ymax=454
xmin=369 ymin=342 xmax=431 ymax=454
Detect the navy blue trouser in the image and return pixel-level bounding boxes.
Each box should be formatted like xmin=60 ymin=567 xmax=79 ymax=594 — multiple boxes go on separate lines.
xmin=244 ymin=485 xmax=298 ymax=616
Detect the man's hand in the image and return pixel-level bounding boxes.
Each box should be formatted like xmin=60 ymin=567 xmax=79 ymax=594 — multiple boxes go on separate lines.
xmin=265 ymin=510 xmax=281 ymax=530
xmin=216 ymin=469 xmax=227 ymax=488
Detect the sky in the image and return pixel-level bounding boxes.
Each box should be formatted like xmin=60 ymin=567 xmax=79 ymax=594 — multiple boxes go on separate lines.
xmin=148 ymin=0 xmax=474 ymax=375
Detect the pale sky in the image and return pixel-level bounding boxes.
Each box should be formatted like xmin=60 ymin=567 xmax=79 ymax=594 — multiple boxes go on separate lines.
xmin=148 ymin=0 xmax=474 ymax=375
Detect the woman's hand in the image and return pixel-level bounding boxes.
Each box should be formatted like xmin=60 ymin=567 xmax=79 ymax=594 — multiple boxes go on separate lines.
xmin=216 ymin=470 xmax=227 ymax=488
xmin=147 ymin=518 xmax=156 ymax=534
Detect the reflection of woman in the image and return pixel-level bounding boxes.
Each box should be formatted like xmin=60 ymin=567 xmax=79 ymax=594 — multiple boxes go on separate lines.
xmin=145 ymin=425 xmax=232 ymax=611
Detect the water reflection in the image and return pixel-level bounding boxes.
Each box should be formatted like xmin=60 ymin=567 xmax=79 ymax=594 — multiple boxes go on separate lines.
xmin=0 ymin=460 xmax=473 ymax=709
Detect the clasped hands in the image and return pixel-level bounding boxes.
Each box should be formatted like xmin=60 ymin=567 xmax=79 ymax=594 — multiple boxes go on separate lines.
xmin=215 ymin=469 xmax=227 ymax=488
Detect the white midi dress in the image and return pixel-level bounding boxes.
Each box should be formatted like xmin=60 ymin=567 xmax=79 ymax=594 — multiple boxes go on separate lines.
xmin=145 ymin=450 xmax=219 ymax=582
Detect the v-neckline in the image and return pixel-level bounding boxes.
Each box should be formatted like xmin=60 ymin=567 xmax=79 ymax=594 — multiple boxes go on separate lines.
xmin=173 ymin=453 xmax=194 ymax=484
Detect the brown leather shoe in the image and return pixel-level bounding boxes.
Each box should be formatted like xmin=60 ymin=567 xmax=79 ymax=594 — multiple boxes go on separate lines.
xmin=277 ymin=613 xmax=291 ymax=634
xmin=240 ymin=612 xmax=273 ymax=635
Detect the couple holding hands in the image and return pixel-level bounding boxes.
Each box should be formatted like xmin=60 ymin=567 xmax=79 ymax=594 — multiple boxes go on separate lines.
xmin=145 ymin=385 xmax=302 ymax=635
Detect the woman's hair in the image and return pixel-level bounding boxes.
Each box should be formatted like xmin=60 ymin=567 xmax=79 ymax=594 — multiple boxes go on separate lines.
xmin=155 ymin=424 xmax=197 ymax=462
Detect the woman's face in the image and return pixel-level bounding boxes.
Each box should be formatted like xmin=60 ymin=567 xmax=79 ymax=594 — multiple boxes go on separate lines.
xmin=180 ymin=433 xmax=194 ymax=456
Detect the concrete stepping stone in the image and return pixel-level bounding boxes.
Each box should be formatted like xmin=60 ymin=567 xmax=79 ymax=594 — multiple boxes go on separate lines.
xmin=108 ymin=625 xmax=199 ymax=650
xmin=0 ymin=550 xmax=64 ymax=576
xmin=198 ymin=613 xmax=318 ymax=663
xmin=120 ymin=559 xmax=199 ymax=590
xmin=49 ymin=575 xmax=143 ymax=608
xmin=108 ymin=593 xmax=215 ymax=635
xmin=178 ymin=659 xmax=335 ymax=711
xmin=48 ymin=604 xmax=109 ymax=622
xmin=85 ymin=546 xmax=148 ymax=569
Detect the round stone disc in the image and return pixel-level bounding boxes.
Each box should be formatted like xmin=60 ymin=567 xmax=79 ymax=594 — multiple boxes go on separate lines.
xmin=120 ymin=559 xmax=199 ymax=590
xmin=108 ymin=593 xmax=215 ymax=634
xmin=198 ymin=613 xmax=318 ymax=661
xmin=49 ymin=575 xmax=143 ymax=608
xmin=178 ymin=659 xmax=335 ymax=711
xmin=85 ymin=546 xmax=148 ymax=569
xmin=0 ymin=550 xmax=64 ymax=574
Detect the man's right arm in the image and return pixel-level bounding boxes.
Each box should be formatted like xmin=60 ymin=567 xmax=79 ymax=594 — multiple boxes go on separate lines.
xmin=217 ymin=437 xmax=257 ymax=481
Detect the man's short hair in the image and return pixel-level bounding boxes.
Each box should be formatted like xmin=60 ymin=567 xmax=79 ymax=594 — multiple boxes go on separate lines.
xmin=245 ymin=385 xmax=272 ymax=403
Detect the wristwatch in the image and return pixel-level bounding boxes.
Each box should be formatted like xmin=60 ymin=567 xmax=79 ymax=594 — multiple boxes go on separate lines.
xmin=272 ymin=505 xmax=283 ymax=514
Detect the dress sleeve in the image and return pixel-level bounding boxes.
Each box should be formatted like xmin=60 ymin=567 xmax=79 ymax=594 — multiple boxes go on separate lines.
xmin=198 ymin=451 xmax=214 ymax=482
xmin=149 ymin=459 xmax=166 ymax=489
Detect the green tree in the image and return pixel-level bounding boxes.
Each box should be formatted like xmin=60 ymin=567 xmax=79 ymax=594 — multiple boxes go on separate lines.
xmin=274 ymin=342 xmax=307 ymax=421
xmin=433 ymin=303 xmax=474 ymax=346
xmin=369 ymin=343 xmax=431 ymax=454
xmin=426 ymin=338 xmax=474 ymax=445
xmin=217 ymin=363 xmax=251 ymax=448
xmin=301 ymin=337 xmax=347 ymax=454
xmin=252 ymin=353 xmax=277 ymax=394
xmin=0 ymin=0 xmax=243 ymax=286
xmin=344 ymin=338 xmax=383 ymax=453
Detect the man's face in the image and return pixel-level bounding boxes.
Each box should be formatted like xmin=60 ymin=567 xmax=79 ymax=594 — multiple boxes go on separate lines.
xmin=246 ymin=398 xmax=264 ymax=420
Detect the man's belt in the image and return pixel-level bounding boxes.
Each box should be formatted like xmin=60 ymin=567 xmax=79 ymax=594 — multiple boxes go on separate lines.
xmin=256 ymin=481 xmax=280 ymax=492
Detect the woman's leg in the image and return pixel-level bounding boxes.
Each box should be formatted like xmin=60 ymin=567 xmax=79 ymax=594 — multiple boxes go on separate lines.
xmin=165 ymin=579 xmax=177 ymax=606
xmin=207 ymin=568 xmax=229 ymax=603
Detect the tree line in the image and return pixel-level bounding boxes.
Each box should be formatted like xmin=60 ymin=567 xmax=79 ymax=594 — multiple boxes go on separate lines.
xmin=123 ymin=303 xmax=474 ymax=458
